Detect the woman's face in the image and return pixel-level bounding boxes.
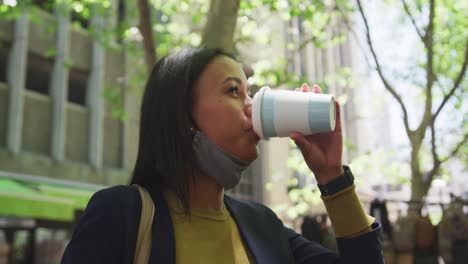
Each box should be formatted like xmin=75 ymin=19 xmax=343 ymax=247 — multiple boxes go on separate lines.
xmin=192 ymin=55 xmax=260 ymax=161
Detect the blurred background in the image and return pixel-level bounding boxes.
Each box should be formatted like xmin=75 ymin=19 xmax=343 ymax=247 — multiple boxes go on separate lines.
xmin=0 ymin=0 xmax=466 ymax=263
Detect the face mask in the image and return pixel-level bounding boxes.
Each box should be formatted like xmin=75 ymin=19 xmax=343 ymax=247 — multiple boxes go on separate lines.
xmin=192 ymin=131 xmax=255 ymax=189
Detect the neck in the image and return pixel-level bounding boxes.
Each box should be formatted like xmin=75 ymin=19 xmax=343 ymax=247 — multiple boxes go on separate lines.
xmin=190 ymin=173 xmax=224 ymax=210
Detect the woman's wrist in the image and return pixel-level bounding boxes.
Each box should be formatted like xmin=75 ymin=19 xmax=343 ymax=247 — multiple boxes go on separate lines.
xmin=317 ymin=165 xmax=354 ymax=196
xmin=315 ymin=166 xmax=345 ymax=185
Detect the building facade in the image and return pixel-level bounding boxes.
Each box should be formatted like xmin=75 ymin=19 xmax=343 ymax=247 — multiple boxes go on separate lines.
xmin=0 ymin=1 xmax=135 ymax=187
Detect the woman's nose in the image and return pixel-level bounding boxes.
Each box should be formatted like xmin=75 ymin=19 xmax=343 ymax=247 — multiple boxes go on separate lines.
xmin=244 ymin=96 xmax=252 ymax=118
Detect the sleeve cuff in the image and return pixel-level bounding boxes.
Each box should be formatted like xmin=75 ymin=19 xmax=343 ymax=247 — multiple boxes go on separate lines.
xmin=321 ymin=184 xmax=374 ymax=238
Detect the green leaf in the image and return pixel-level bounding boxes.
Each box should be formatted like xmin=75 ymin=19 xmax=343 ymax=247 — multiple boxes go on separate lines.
xmin=63 ymin=58 xmax=74 ymax=69
xmin=43 ymin=47 xmax=56 ymax=58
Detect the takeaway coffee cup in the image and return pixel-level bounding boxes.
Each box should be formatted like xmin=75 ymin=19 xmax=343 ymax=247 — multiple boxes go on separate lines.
xmin=252 ymin=86 xmax=336 ymax=139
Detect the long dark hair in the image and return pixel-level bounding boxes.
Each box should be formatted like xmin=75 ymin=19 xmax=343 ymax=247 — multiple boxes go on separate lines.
xmin=130 ymin=47 xmax=236 ymax=213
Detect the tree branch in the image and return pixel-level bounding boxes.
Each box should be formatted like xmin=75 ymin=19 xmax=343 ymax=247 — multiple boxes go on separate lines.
xmin=400 ymin=0 xmax=425 ymax=45
xmin=424 ymin=128 xmax=468 ymax=192
xmin=424 ymin=132 xmax=468 ymax=194
xmin=335 ymin=5 xmax=373 ymax=67
xmin=430 ymin=120 xmax=440 ymax=166
xmin=296 ymin=14 xmax=332 ymax=51
xmin=417 ymin=0 xmax=435 ymax=136
xmin=422 ymin=118 xmax=441 ymax=191
xmin=201 ymin=0 xmax=240 ymax=52
xmin=297 ymin=36 xmax=317 ymax=51
xmin=136 ymin=0 xmax=156 ymax=74
xmin=433 ymin=39 xmax=468 ymax=121
xmin=356 ymin=0 xmax=412 ymax=136
xmin=423 ymin=168 xmax=439 ymax=195
xmin=440 ymin=133 xmax=468 ymax=164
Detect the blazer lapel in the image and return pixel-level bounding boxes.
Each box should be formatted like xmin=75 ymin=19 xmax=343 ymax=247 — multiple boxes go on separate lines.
xmin=142 ymin=191 xmax=291 ymax=264
xmin=147 ymin=189 xmax=176 ymax=264
xmin=224 ymin=195 xmax=291 ymax=264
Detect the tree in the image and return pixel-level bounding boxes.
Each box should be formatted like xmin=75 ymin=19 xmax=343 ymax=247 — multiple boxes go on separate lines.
xmin=201 ymin=0 xmax=240 ymax=52
xmin=136 ymin=0 xmax=156 ymax=73
xmin=355 ymin=0 xmax=467 ymax=215
xmin=135 ymin=0 xmax=240 ymax=73
xmin=134 ymin=0 xmax=358 ymax=84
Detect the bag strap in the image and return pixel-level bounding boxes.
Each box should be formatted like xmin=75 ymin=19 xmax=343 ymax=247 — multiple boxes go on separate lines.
xmin=133 ymin=184 xmax=155 ymax=264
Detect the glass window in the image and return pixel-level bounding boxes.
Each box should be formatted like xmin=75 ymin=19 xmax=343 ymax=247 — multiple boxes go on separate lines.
xmin=25 ymin=53 xmax=53 ymax=95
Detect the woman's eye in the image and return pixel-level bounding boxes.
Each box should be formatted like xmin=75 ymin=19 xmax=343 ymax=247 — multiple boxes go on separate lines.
xmin=228 ymin=86 xmax=239 ymax=96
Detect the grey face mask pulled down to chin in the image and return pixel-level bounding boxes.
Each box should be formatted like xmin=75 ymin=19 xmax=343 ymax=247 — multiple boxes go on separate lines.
xmin=192 ymin=131 xmax=255 ymax=190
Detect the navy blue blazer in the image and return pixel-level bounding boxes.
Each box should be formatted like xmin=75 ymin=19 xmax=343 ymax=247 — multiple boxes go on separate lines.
xmin=61 ymin=185 xmax=384 ymax=263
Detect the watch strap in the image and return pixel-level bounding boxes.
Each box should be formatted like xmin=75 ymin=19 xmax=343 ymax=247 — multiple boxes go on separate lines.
xmin=318 ymin=165 xmax=354 ymax=196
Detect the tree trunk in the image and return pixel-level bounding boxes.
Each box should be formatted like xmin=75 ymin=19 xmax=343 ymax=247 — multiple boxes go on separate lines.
xmin=409 ymin=171 xmax=424 ymax=217
xmin=201 ymin=0 xmax=240 ymax=53
xmin=136 ymin=0 xmax=156 ymax=73
xmin=408 ymin=133 xmax=425 ymax=217
xmin=407 ymin=133 xmax=438 ymax=217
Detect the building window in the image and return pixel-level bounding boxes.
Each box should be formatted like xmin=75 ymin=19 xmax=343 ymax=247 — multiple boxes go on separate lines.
xmin=32 ymin=0 xmax=54 ymax=13
xmin=32 ymin=0 xmax=89 ymax=29
xmin=71 ymin=8 xmax=89 ymax=29
xmin=25 ymin=53 xmax=52 ymax=95
xmin=68 ymin=68 xmax=88 ymax=106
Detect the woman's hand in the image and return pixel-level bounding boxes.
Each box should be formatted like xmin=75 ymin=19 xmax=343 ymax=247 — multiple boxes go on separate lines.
xmin=289 ymin=83 xmax=344 ymax=185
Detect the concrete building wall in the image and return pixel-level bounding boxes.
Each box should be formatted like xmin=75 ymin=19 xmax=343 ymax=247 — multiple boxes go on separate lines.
xmin=0 ymin=149 xmax=127 ymax=185
xmin=260 ymin=138 xmax=293 ymax=218
xmin=0 ymin=5 xmax=132 ymax=186
xmin=27 ymin=12 xmax=55 ymax=58
xmin=0 ymin=84 xmax=7 ymax=147
xmin=0 ymin=20 xmax=13 ymax=42
xmin=69 ymin=30 xmax=92 ymax=71
xmin=22 ymin=92 xmax=52 ymax=155
xmin=103 ymin=115 xmax=122 ymax=167
xmin=65 ymin=104 xmax=88 ymax=163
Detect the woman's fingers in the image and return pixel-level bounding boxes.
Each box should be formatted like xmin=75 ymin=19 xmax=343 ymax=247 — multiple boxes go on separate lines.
xmin=296 ymin=83 xmax=323 ymax=94
xmin=312 ymin=84 xmax=322 ymax=94
xmin=334 ymin=101 xmax=342 ymax=132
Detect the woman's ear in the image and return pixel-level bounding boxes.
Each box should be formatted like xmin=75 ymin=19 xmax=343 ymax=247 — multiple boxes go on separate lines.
xmin=187 ymin=119 xmax=200 ymax=135
xmin=188 ymin=116 xmax=201 ymax=132
xmin=189 ymin=126 xmax=196 ymax=135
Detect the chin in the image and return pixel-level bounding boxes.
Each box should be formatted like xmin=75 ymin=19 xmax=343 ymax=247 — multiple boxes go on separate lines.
xmin=242 ymin=146 xmax=259 ymax=161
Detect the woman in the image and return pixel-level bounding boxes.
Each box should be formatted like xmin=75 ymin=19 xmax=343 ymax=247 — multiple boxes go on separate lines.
xmin=61 ymin=48 xmax=384 ymax=263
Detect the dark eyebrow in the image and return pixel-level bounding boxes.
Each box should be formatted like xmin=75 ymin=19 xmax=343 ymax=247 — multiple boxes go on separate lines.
xmin=222 ymin=76 xmax=243 ymax=85
xmin=222 ymin=76 xmax=252 ymax=94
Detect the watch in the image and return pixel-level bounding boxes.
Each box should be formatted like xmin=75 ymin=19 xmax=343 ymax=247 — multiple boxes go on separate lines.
xmin=318 ymin=165 xmax=355 ymax=196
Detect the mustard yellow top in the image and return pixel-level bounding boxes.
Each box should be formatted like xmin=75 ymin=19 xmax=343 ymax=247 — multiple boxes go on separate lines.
xmin=321 ymin=185 xmax=375 ymax=237
xmin=163 ymin=185 xmax=374 ymax=263
xmin=164 ymin=191 xmax=253 ymax=264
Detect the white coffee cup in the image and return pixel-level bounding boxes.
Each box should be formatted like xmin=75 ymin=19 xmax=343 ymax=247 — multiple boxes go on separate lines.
xmin=252 ymin=86 xmax=336 ymax=139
